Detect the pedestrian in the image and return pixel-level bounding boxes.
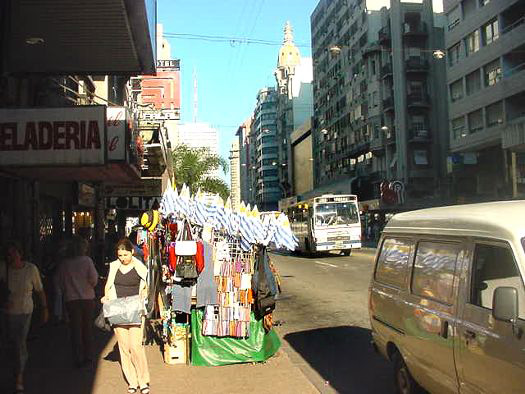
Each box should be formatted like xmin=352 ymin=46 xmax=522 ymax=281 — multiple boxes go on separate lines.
xmin=101 ymin=238 xmax=150 ymax=394
xmin=57 ymin=235 xmax=98 ymax=368
xmin=1 ymin=240 xmax=49 ymax=393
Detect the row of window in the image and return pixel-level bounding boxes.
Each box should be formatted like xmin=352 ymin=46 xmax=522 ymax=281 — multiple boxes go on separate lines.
xmin=449 ymin=57 xmax=501 ymax=102
xmin=447 ymin=0 xmax=492 ymax=32
xmin=375 ymin=237 xmax=524 ymax=318
xmin=451 ymin=100 xmax=503 ymax=139
xmin=448 ymin=18 xmax=499 ymax=67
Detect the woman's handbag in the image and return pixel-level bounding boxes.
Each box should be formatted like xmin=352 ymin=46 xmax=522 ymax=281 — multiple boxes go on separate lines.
xmin=94 ymin=309 xmax=111 ymax=331
xmin=174 ymin=220 xmax=199 ymax=280
xmin=102 ymin=295 xmax=144 ymax=326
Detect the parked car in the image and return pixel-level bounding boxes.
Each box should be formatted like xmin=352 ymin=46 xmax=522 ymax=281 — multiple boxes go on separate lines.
xmin=368 ymin=200 xmax=525 ymax=393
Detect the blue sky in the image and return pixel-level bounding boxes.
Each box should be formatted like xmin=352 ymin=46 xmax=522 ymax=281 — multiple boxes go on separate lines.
xmin=157 ymin=0 xmax=319 ymax=180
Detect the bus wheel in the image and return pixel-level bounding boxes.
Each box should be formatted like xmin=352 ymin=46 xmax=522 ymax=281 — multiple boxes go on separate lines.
xmin=305 ymin=239 xmax=314 ymax=257
xmin=342 ymin=249 xmax=352 ymax=256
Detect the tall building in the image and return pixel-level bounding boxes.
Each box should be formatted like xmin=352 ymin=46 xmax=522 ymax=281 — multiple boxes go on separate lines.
xmin=310 ymin=0 xmax=448 ymax=211
xmin=176 ymin=123 xmax=219 ymax=155
xmin=229 ymin=140 xmax=241 ymax=210
xmin=252 ymin=88 xmax=280 ymax=211
xmin=444 ymin=0 xmax=525 ymax=201
xmin=236 ymin=117 xmax=256 ymax=206
xmin=275 ymin=22 xmax=314 ymax=197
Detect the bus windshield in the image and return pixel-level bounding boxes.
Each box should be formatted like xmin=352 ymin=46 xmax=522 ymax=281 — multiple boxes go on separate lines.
xmin=315 ymin=202 xmax=359 ymax=226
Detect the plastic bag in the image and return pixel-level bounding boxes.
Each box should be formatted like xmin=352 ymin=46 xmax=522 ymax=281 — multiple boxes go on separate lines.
xmin=94 ymin=309 xmax=111 ymax=331
xmin=103 ymin=295 xmax=144 ymax=325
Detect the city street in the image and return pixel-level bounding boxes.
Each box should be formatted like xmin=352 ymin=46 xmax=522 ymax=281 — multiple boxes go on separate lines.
xmin=272 ymin=248 xmax=395 ymax=394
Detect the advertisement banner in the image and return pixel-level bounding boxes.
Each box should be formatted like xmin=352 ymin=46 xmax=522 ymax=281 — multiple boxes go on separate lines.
xmin=0 ymin=106 xmax=106 ymax=166
xmin=104 ymin=179 xmax=162 ymax=197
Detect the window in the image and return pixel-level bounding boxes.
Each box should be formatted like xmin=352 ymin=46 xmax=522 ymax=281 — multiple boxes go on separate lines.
xmin=479 ymin=0 xmax=490 ymax=6
xmin=466 ymin=69 xmax=481 ymax=95
xmin=462 ymin=0 xmax=477 ymax=19
xmin=482 ymin=19 xmax=499 ymax=45
xmin=448 ymin=43 xmax=461 ymax=66
xmin=447 ymin=5 xmax=461 ymax=31
xmin=468 ymin=109 xmax=484 ymax=132
xmin=452 ymin=116 xmax=466 ymax=139
xmin=465 ymin=30 xmax=480 ymax=55
xmin=411 ymin=115 xmax=426 ymax=130
xmin=412 ymin=242 xmax=461 ymax=304
xmin=375 ymin=238 xmax=413 ymax=288
xmin=470 ymin=243 xmax=524 ymax=319
xmin=450 ymin=79 xmax=464 ymax=102
xmin=414 ymin=150 xmax=429 ymax=165
xmin=484 ymin=59 xmax=501 ymax=87
xmin=486 ymin=101 xmax=503 ymax=127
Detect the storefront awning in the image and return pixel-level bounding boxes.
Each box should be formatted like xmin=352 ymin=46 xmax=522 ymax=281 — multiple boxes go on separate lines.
xmin=5 ymin=0 xmax=156 ymax=74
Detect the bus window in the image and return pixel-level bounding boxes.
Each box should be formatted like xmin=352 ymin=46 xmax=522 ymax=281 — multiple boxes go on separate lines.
xmin=315 ymin=202 xmax=359 ymax=226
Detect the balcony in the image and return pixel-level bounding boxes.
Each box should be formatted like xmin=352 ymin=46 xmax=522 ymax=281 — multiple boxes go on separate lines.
xmin=407 ymin=93 xmax=430 ymax=108
xmin=403 ymin=22 xmax=427 ymax=37
xmin=386 ymin=127 xmax=396 ymax=145
xmin=383 ymin=97 xmax=395 ymax=112
xmin=370 ymin=136 xmax=385 ymax=152
xmin=405 ymin=57 xmax=429 ymax=73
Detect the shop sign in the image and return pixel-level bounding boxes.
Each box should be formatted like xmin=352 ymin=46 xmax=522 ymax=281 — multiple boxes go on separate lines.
xmin=106 ymin=196 xmax=162 ymax=211
xmin=140 ymin=109 xmax=180 ymax=120
xmin=107 ymin=107 xmax=130 ymax=162
xmin=156 ymin=59 xmax=180 ymax=70
xmin=0 ymin=106 xmax=106 ymax=166
xmin=104 ymin=179 xmax=162 ymax=197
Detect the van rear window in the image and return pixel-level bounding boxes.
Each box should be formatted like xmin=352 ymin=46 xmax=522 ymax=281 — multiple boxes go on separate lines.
xmin=375 ymin=238 xmax=413 ymax=288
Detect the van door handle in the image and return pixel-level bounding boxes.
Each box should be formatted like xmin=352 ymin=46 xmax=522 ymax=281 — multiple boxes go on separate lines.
xmin=440 ymin=321 xmax=449 ymax=339
xmin=464 ymin=330 xmax=476 ymax=340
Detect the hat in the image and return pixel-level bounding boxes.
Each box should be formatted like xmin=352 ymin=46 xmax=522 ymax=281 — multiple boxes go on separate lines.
xmin=140 ymin=210 xmax=159 ymax=231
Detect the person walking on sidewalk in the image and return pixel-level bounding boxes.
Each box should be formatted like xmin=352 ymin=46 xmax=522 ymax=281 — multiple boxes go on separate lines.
xmin=101 ymin=238 xmax=150 ymax=394
xmin=57 ymin=235 xmax=98 ymax=368
xmin=1 ymin=240 xmax=49 ymax=393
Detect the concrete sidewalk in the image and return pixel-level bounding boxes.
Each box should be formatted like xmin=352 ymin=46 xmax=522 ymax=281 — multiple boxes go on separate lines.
xmin=0 ymin=319 xmax=318 ymax=394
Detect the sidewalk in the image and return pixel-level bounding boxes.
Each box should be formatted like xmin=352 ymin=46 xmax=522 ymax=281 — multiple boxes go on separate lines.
xmin=0 ymin=319 xmax=318 ymax=394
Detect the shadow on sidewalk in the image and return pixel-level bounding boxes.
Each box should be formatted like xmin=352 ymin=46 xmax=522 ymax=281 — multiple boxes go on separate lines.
xmin=0 ymin=317 xmax=116 ymax=394
xmin=284 ymin=326 xmax=394 ymax=394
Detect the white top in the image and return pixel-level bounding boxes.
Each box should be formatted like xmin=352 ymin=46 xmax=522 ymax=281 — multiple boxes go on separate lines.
xmin=0 ymin=261 xmax=44 ymax=315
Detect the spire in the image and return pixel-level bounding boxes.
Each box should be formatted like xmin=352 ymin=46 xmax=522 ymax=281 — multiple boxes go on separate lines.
xmin=283 ymin=21 xmax=294 ymax=44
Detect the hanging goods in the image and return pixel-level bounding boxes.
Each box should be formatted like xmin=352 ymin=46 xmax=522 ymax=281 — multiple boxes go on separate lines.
xmin=175 ymin=220 xmax=198 ymax=280
xmin=252 ymin=246 xmax=276 ymax=320
xmin=195 ymin=241 xmax=205 ymax=274
xmin=103 ymin=294 xmax=144 ymax=325
xmin=140 ymin=209 xmax=160 ymax=231
xmin=168 ymin=242 xmax=177 ymax=272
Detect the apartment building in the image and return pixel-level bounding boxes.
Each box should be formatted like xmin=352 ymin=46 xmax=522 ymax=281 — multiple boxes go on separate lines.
xmin=252 ymin=88 xmax=280 ymax=211
xmin=311 ymin=0 xmax=448 ymax=210
xmin=229 ymin=140 xmax=241 ymax=210
xmin=236 ymin=117 xmax=256 ymax=206
xmin=444 ymin=0 xmax=525 ymax=200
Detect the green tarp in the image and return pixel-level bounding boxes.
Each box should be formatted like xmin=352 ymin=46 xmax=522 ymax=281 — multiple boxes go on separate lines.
xmin=190 ymin=309 xmax=281 ymax=366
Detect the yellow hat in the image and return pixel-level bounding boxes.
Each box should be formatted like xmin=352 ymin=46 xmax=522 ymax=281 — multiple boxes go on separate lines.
xmin=140 ymin=209 xmax=159 ymax=231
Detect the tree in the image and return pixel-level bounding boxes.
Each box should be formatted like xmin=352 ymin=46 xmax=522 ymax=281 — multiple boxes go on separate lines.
xmin=172 ymin=144 xmax=230 ymax=201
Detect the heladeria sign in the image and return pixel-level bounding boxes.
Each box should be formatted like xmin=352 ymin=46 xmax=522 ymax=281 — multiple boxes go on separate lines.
xmin=0 ymin=106 xmax=106 ymax=166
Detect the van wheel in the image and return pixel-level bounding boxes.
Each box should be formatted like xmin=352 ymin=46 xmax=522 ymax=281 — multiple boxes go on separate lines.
xmin=393 ymin=352 xmax=422 ymax=394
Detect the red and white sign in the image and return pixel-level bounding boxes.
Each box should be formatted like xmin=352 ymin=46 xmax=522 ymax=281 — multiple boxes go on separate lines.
xmin=0 ymin=106 xmax=106 ymax=166
xmin=107 ymin=107 xmax=128 ymax=161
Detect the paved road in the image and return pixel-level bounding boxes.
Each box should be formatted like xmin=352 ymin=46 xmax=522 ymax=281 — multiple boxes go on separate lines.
xmin=271 ymin=249 xmax=395 ymax=394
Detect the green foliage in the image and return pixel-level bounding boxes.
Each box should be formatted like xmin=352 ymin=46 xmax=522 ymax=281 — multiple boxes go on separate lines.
xmin=172 ymin=144 xmax=230 ymax=200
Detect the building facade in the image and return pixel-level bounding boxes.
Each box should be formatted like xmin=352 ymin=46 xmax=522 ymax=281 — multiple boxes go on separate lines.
xmin=229 ymin=139 xmax=241 ymax=210
xmin=311 ymin=0 xmax=448 ymax=211
xmin=252 ymin=88 xmax=280 ymax=211
xmin=236 ymin=117 xmax=256 ymax=206
xmin=275 ymin=22 xmax=314 ymax=198
xmin=444 ymin=0 xmax=525 ymax=201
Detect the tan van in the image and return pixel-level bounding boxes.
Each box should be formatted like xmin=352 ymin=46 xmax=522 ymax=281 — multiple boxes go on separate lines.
xmin=369 ymin=201 xmax=525 ymax=393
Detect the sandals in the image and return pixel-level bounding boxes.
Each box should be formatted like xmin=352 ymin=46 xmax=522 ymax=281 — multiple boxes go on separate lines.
xmin=140 ymin=384 xmax=150 ymax=394
xmin=127 ymin=388 xmax=137 ymax=394
xmin=128 ymin=384 xmax=149 ymax=394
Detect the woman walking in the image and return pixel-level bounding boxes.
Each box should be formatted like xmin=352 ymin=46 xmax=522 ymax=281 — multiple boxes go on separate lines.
xmin=2 ymin=240 xmax=48 ymax=393
xmin=101 ymin=238 xmax=150 ymax=394
xmin=57 ymin=235 xmax=98 ymax=368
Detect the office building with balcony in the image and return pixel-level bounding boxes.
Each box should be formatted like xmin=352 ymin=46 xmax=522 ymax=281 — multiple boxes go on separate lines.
xmin=311 ymin=0 xmax=448 ymax=211
xmin=252 ymin=87 xmax=280 ymax=211
xmin=229 ymin=139 xmax=241 ymax=210
xmin=236 ymin=117 xmax=256 ymax=206
xmin=444 ymin=0 xmax=525 ymax=200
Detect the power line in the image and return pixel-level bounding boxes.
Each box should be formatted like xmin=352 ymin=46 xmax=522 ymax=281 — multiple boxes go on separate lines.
xmin=163 ymin=32 xmax=311 ymax=48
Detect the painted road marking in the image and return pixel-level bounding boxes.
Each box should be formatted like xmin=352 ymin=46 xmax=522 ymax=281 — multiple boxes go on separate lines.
xmin=315 ymin=261 xmax=338 ymax=268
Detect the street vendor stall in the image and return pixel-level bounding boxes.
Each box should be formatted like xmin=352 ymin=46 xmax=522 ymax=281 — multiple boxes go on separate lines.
xmin=137 ymin=183 xmax=296 ymax=366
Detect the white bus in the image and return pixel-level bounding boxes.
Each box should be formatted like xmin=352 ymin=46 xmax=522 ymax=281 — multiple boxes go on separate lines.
xmin=285 ymin=194 xmax=361 ymax=255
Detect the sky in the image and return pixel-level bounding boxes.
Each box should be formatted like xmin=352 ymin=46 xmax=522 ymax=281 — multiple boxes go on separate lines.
xmin=157 ymin=0 xmax=444 ymax=182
